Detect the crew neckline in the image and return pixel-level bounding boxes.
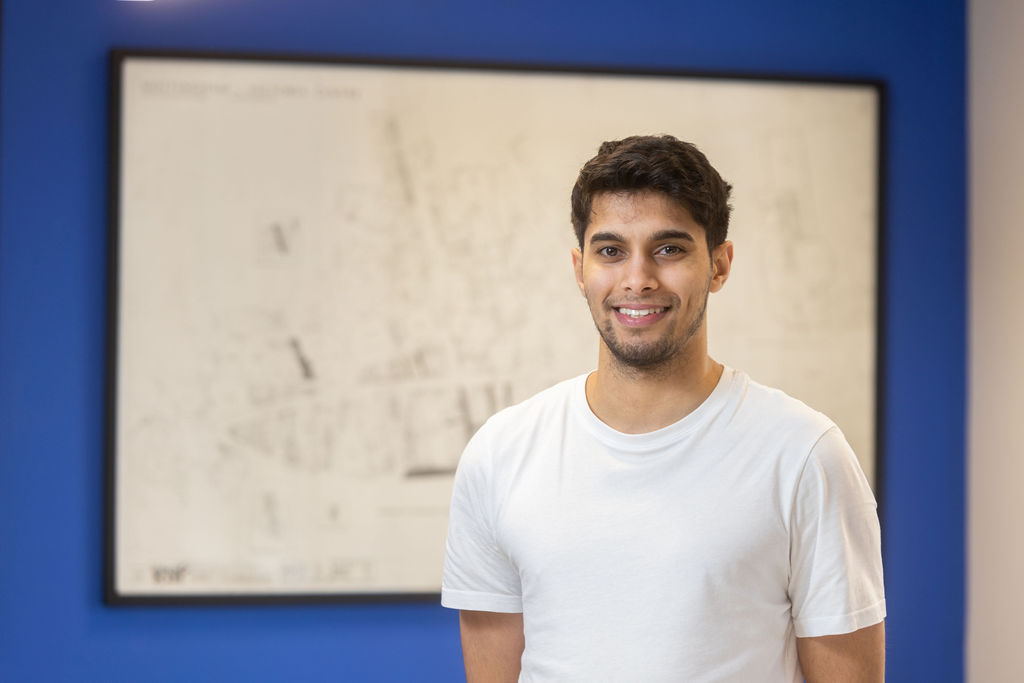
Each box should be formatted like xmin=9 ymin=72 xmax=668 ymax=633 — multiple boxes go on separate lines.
xmin=572 ymin=366 xmax=739 ymax=455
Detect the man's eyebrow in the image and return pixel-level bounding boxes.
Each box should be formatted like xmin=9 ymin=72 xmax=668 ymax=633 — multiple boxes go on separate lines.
xmin=588 ymin=231 xmax=625 ymax=244
xmin=652 ymin=229 xmax=696 ymax=243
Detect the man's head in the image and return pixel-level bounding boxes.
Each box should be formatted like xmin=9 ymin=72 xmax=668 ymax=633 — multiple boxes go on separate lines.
xmin=569 ymin=136 xmax=735 ymax=373
xmin=570 ymin=135 xmax=732 ymax=254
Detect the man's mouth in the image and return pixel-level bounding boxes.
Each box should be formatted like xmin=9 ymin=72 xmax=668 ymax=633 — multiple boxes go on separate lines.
xmin=615 ymin=307 xmax=667 ymax=318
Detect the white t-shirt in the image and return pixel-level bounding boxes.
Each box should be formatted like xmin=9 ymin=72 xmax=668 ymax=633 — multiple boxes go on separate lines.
xmin=442 ymin=367 xmax=885 ymax=682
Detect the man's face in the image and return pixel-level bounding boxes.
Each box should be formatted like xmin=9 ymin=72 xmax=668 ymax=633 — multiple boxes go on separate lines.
xmin=572 ymin=192 xmax=732 ymax=371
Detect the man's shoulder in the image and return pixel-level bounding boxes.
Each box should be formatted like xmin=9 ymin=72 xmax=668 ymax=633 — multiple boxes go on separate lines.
xmin=728 ymin=368 xmax=837 ymax=441
xmin=718 ymin=369 xmax=861 ymax=496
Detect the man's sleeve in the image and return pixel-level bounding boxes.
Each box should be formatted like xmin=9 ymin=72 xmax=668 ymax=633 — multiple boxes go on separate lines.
xmin=788 ymin=425 xmax=886 ymax=638
xmin=441 ymin=425 xmax=523 ymax=613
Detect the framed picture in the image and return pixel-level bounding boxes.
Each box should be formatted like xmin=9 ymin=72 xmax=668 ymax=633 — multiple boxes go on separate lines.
xmin=106 ymin=50 xmax=882 ymax=602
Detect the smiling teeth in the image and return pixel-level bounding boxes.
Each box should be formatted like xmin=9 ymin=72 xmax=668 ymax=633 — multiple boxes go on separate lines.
xmin=618 ymin=308 xmax=664 ymax=317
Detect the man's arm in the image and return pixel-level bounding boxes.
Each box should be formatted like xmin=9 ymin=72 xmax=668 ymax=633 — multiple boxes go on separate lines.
xmin=459 ymin=610 xmax=525 ymax=683
xmin=796 ymin=621 xmax=885 ymax=682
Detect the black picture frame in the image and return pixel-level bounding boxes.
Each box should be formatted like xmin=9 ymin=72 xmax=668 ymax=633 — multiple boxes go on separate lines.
xmin=106 ymin=49 xmax=884 ymax=604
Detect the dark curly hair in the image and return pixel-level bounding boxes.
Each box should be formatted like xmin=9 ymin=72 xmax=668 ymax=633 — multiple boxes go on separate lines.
xmin=570 ymin=135 xmax=732 ymax=253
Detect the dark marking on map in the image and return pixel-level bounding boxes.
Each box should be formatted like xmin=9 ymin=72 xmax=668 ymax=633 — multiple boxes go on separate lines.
xmin=456 ymin=385 xmax=476 ymax=442
xmin=385 ymin=117 xmax=415 ymax=206
xmin=289 ymin=337 xmax=315 ymax=380
xmin=271 ymin=222 xmax=288 ymax=253
xmin=141 ymin=80 xmax=228 ymax=99
xmin=262 ymin=492 xmax=280 ymax=537
xmin=486 ymin=382 xmax=514 ymax=414
xmin=315 ymin=84 xmax=361 ymax=100
xmin=151 ymin=563 xmax=188 ymax=584
xmin=405 ymin=465 xmax=457 ymax=478
xmin=455 ymin=381 xmax=515 ymax=441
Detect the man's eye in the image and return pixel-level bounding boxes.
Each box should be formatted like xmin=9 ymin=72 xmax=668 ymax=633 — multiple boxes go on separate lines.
xmin=597 ymin=246 xmax=621 ymax=257
xmin=658 ymin=245 xmax=683 ymax=256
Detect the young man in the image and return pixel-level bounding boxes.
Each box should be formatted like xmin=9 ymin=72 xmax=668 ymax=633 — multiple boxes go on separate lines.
xmin=441 ymin=135 xmax=885 ymax=682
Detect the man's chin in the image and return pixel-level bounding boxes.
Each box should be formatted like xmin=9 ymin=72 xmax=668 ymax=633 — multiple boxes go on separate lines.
xmin=604 ymin=338 xmax=679 ymax=369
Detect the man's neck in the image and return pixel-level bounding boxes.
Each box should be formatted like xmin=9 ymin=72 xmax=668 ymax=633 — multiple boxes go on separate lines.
xmin=584 ymin=347 xmax=724 ymax=435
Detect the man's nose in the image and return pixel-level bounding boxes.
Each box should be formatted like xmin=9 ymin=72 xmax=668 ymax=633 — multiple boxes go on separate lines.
xmin=622 ymin=254 xmax=657 ymax=292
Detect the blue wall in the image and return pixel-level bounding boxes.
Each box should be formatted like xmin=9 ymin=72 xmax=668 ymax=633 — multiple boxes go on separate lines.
xmin=0 ymin=1 xmax=965 ymax=680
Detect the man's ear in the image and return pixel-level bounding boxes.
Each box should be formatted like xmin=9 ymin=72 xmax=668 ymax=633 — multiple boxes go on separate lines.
xmin=572 ymin=247 xmax=585 ymax=295
xmin=709 ymin=241 xmax=734 ymax=293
